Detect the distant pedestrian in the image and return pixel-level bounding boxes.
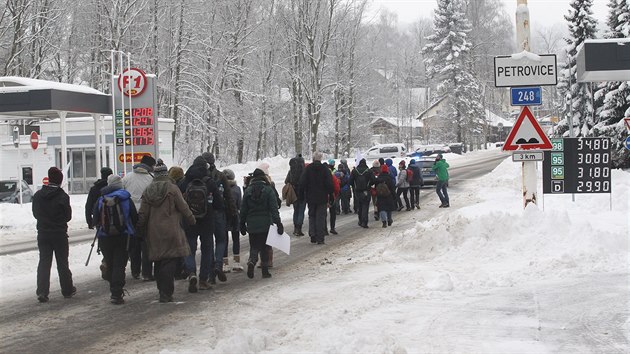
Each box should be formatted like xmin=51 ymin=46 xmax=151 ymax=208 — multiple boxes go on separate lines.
xmin=375 ymin=164 xmax=396 ymax=228
xmin=92 ymin=174 xmax=138 ymax=304
xmin=432 ymin=154 xmax=450 ymax=208
xmin=407 ymin=159 xmax=423 ymax=209
xmin=222 ymin=168 xmax=244 ymax=272
xmin=349 ymin=159 xmax=376 ymax=228
xmin=284 ymin=155 xmax=306 ymax=236
xmin=299 ymin=152 xmax=334 ymax=244
xmin=240 ymin=168 xmax=283 ymax=279
xmin=396 ymin=160 xmax=411 ymax=211
xmin=137 ymin=164 xmax=196 ymax=302
xmin=32 ymin=167 xmax=75 ymax=303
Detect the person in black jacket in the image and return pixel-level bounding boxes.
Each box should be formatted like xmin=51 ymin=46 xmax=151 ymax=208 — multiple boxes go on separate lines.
xmin=298 ymin=152 xmax=334 ymax=244
xmin=408 ymin=159 xmax=423 ymax=209
xmin=375 ymin=164 xmax=396 ymax=227
xmin=32 ymin=167 xmax=75 ymax=303
xmin=349 ymin=159 xmax=376 ymax=228
xmin=178 ymin=156 xmax=223 ymax=292
xmin=85 ymin=167 xmax=113 ymax=279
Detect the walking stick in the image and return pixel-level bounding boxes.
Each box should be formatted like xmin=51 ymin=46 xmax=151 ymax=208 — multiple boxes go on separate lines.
xmin=85 ymin=233 xmax=98 ymax=266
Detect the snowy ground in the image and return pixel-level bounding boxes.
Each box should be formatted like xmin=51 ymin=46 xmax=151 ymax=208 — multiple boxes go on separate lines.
xmin=1 ymin=149 xmax=628 ymax=352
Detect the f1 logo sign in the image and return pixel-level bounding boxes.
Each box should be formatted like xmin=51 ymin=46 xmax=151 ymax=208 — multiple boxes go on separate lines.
xmin=551 ymin=180 xmax=564 ymax=193
xmin=118 ymin=68 xmax=147 ymax=97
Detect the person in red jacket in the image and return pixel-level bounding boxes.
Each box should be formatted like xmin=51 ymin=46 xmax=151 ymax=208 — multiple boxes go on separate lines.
xmin=328 ymin=164 xmax=341 ymax=235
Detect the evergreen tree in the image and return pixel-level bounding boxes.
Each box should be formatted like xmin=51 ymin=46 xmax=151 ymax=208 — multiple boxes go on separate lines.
xmin=556 ymin=0 xmax=598 ymax=138
xmin=592 ymin=0 xmax=630 ymax=168
xmin=422 ymin=0 xmax=484 ymax=148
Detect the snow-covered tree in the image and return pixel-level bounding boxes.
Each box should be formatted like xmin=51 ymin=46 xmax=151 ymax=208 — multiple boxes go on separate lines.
xmin=556 ymin=0 xmax=598 ymax=137
xmin=422 ymin=0 xmax=484 ymax=148
xmin=592 ymin=0 xmax=630 ymax=168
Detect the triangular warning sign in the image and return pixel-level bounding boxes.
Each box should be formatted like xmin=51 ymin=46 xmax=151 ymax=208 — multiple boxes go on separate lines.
xmin=502 ymin=106 xmax=552 ymax=151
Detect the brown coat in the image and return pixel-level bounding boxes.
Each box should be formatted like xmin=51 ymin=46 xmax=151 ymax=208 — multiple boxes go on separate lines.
xmin=137 ymin=176 xmax=195 ymax=261
xmin=281 ymin=183 xmax=297 ymax=206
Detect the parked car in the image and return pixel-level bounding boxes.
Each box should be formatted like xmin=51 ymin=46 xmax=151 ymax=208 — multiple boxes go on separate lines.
xmin=0 ymin=180 xmax=34 ymax=203
xmin=407 ymin=144 xmax=451 ymax=158
xmin=363 ymin=143 xmax=407 ymax=160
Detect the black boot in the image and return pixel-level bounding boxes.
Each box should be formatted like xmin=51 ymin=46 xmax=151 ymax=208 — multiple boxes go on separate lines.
xmin=247 ymin=261 xmax=255 ymax=279
xmin=262 ymin=267 xmax=272 ymax=278
xmin=382 ymin=221 xmax=387 ymax=228
xmin=296 ymin=224 xmax=304 ymax=236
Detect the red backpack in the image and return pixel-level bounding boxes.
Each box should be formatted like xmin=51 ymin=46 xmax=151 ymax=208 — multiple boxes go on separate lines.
xmin=406 ymin=169 xmax=413 ymax=183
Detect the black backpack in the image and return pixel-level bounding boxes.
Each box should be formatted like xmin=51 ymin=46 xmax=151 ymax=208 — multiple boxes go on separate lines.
xmin=99 ymin=196 xmax=126 ymax=236
xmin=185 ymin=177 xmax=210 ymax=219
xmin=376 ymin=182 xmax=390 ymax=197
xmin=354 ymin=170 xmax=370 ymax=191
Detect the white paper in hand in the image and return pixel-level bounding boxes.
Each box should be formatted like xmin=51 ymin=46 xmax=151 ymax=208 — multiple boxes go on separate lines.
xmin=266 ymin=224 xmax=291 ymax=255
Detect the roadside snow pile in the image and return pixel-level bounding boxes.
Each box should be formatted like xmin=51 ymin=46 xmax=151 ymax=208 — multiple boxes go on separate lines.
xmin=390 ymin=159 xmax=628 ymax=291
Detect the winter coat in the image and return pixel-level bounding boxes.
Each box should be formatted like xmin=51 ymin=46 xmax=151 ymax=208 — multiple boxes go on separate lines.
xmin=122 ymin=163 xmax=153 ymax=209
xmin=85 ymin=178 xmax=108 ymax=227
xmin=349 ymin=163 xmax=376 ymax=192
xmin=240 ymin=177 xmax=282 ymax=234
xmin=298 ymin=161 xmax=334 ymax=205
xmin=385 ymin=159 xmax=398 ymax=185
xmin=397 ymin=167 xmax=410 ymax=188
xmin=32 ymin=184 xmax=72 ymax=239
xmin=93 ymin=186 xmax=138 ymax=238
xmin=179 ymin=162 xmax=224 ymax=217
xmin=331 ymin=170 xmax=341 ymax=201
xmin=375 ymin=173 xmax=396 ymax=212
xmin=407 ymin=163 xmax=423 ymax=187
xmin=207 ymin=167 xmax=237 ymax=218
xmin=285 ymin=157 xmax=305 ymax=200
xmin=137 ymin=175 xmax=195 ymax=261
xmin=227 ymin=180 xmax=242 ymax=232
xmin=432 ymin=159 xmax=450 ymax=181
xmin=335 ymin=171 xmax=350 ymax=193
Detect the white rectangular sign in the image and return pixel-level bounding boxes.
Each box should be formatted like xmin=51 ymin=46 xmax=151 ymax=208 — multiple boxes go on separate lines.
xmin=512 ymin=151 xmax=544 ymax=162
xmin=494 ymin=54 xmax=557 ymax=87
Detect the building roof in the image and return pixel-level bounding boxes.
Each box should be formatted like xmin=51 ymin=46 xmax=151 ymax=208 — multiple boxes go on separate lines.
xmin=416 ymin=96 xmax=447 ymax=120
xmin=370 ymin=116 xmax=423 ymax=128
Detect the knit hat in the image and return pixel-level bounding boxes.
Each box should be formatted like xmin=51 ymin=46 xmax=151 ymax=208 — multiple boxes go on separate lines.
xmin=409 ymin=159 xmax=416 ymax=165
xmin=258 ymin=162 xmax=270 ymax=175
xmin=154 ymin=164 xmax=168 ymax=177
xmin=202 ymin=152 xmax=215 ymax=165
xmin=252 ymin=168 xmax=265 ymax=178
xmin=193 ymin=156 xmax=207 ymax=167
xmin=48 ymin=167 xmax=63 ymax=185
xmin=100 ymin=167 xmax=113 ymax=180
xmin=107 ymin=174 xmax=123 ymax=189
xmin=381 ymin=164 xmax=389 ymax=174
xmin=168 ymin=166 xmax=184 ymax=182
xmin=436 ymin=154 xmax=443 ymax=160
xmin=328 ymin=159 xmax=335 ymax=166
xmin=340 ymin=158 xmax=347 ymax=165
xmin=372 ymin=160 xmax=380 ymax=168
xmin=312 ymin=151 xmax=323 ymax=161
xmin=141 ymin=155 xmax=156 ymax=167
xmin=399 ymin=160 xmax=406 ymax=168
xmin=223 ymin=169 xmax=235 ymax=181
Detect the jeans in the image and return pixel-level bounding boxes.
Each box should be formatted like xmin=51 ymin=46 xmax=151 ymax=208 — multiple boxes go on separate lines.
xmin=340 ymin=189 xmax=351 ymax=213
xmin=409 ymin=186 xmax=420 ymax=207
xmin=356 ymin=191 xmax=370 ymax=226
xmin=307 ymin=202 xmax=328 ymax=242
xmin=379 ymin=210 xmax=392 ymax=223
xmin=292 ymin=200 xmax=306 ymax=226
xmin=396 ymin=187 xmax=410 ymax=209
xmin=436 ymin=180 xmax=449 ymax=205
xmin=184 ymin=217 xmax=213 ymax=281
xmin=99 ymin=235 xmax=129 ymax=298
xmin=37 ymin=236 xmax=74 ymax=297
xmin=213 ymin=210 xmax=227 ymax=272
xmin=248 ymin=231 xmax=271 ymax=266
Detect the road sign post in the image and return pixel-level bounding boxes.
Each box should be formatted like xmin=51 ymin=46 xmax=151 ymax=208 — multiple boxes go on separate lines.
xmin=30 ymin=131 xmax=39 ymax=150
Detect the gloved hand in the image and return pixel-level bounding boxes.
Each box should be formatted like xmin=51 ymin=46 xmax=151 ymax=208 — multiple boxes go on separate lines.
xmin=240 ymin=224 xmax=247 ymax=236
xmin=276 ymin=222 xmax=284 ymax=235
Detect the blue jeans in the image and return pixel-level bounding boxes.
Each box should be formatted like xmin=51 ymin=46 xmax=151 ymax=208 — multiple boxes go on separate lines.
xmin=184 ymin=217 xmax=213 ymax=281
xmin=379 ymin=210 xmax=392 ymax=223
xmin=213 ymin=210 xmax=227 ymax=272
xmin=436 ymin=180 xmax=449 ymax=205
xmin=292 ymin=200 xmax=306 ymax=226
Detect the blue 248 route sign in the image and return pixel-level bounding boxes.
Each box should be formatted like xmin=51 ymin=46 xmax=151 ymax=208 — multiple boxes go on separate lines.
xmin=511 ymin=86 xmax=542 ymax=106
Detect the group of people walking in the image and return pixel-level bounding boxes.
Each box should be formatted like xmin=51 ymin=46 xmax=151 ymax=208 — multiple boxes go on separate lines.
xmin=31 ymin=151 xmax=449 ymax=304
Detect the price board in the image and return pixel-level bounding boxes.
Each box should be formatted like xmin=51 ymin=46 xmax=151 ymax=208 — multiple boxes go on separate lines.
xmin=113 ymin=69 xmax=158 ymax=175
xmin=543 ymin=138 xmax=611 ymax=194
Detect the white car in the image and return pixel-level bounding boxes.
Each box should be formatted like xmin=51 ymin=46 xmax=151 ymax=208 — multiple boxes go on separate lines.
xmin=363 ymin=143 xmax=407 ymax=160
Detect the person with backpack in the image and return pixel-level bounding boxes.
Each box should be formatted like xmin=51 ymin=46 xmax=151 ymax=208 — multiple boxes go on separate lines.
xmin=284 ymin=155 xmax=306 ymax=236
xmin=32 ymin=167 xmax=76 ymax=303
xmin=221 ymin=169 xmax=244 ymax=272
xmin=122 ymin=155 xmax=156 ymax=281
xmin=85 ymin=166 xmax=113 ymax=280
xmin=179 ymin=156 xmax=223 ymax=292
xmin=329 ymin=164 xmax=341 ymax=235
xmin=370 ymin=160 xmax=381 ymax=221
xmin=202 ymin=152 xmax=234 ymax=284
xmin=137 ymin=164 xmax=196 ymax=303
xmin=239 ymin=168 xmax=283 ymax=279
xmin=432 ymin=154 xmax=450 ymax=208
xmin=375 ymin=164 xmax=396 ymax=228
xmin=349 ymin=159 xmax=376 ymax=229
xmin=299 ymin=152 xmax=334 ymax=244
xmin=408 ymin=159 xmax=423 ymax=209
xmin=396 ymin=161 xmax=411 ymax=211
xmin=93 ymin=174 xmax=138 ymax=305
xmin=336 ymin=162 xmax=352 ymax=215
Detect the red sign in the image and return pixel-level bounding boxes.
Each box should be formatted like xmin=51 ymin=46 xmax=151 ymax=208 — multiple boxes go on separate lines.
xmin=624 ymin=117 xmax=630 ymax=132
xmin=118 ymin=68 xmax=147 ymax=97
xmin=30 ymin=131 xmax=39 ymax=150
xmin=502 ymin=106 xmax=552 ymax=151
xmin=42 ymin=177 xmax=49 ymax=185
xmin=118 ymin=152 xmax=152 ymax=163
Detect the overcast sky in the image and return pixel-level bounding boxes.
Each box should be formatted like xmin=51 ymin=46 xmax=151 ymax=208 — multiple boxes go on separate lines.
xmin=369 ymin=0 xmax=610 ymax=28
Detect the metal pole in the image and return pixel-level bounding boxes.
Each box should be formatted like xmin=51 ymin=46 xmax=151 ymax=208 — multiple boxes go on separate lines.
xmin=119 ymin=52 xmax=126 ymax=176
xmin=127 ymin=53 xmax=134 ymax=162
xmin=110 ymin=51 xmax=117 ymax=175
xmin=566 ymin=48 xmax=576 ymax=202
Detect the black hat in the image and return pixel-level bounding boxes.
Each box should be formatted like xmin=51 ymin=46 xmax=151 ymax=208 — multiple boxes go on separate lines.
xmin=252 ymin=168 xmax=265 ymax=178
xmin=193 ymin=156 xmax=207 ymax=166
xmin=202 ymin=152 xmax=215 ymax=165
xmin=141 ymin=155 xmax=156 ymax=167
xmin=48 ymin=167 xmax=63 ymax=185
xmin=100 ymin=167 xmax=113 ymax=180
